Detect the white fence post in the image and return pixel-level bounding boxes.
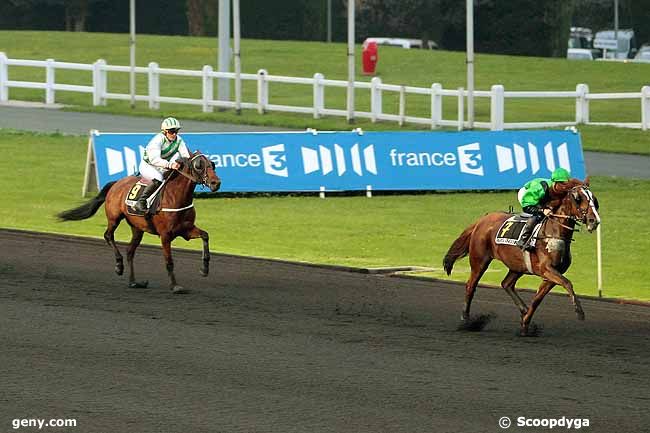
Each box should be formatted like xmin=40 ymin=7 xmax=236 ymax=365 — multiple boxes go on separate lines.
xmin=642 ymin=86 xmax=650 ymax=131
xmin=575 ymin=83 xmax=589 ymax=124
xmin=457 ymin=88 xmax=464 ymax=131
xmin=370 ymin=76 xmax=382 ymax=122
xmin=0 ymin=52 xmax=8 ymax=103
xmin=148 ymin=62 xmax=159 ymax=110
xmin=92 ymin=59 xmax=107 ymax=106
xmin=313 ymin=72 xmax=324 ymax=119
xmin=45 ymin=58 xmax=55 ymax=105
xmin=490 ymin=84 xmax=505 ymax=131
xmin=431 ymin=83 xmax=442 ymax=129
xmin=202 ymin=65 xmax=214 ymax=113
xmin=399 ymin=85 xmax=406 ymax=126
xmin=257 ymin=69 xmax=268 ymax=114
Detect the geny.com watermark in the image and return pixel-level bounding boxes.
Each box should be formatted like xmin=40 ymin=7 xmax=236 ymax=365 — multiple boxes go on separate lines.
xmin=11 ymin=418 xmax=77 ymax=430
xmin=499 ymin=416 xmax=590 ymax=430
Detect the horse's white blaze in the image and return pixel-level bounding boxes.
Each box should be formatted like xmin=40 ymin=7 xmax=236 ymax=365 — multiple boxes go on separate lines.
xmin=583 ymin=188 xmax=601 ymax=224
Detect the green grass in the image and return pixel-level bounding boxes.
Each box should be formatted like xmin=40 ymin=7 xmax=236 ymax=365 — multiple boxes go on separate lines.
xmin=2 ymin=31 xmax=650 ymax=154
xmin=1 ymin=130 xmax=649 ymax=300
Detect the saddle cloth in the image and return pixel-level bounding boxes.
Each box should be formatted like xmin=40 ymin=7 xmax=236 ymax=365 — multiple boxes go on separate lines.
xmin=125 ymin=180 xmax=164 ymax=217
xmin=495 ymin=214 xmax=542 ymax=246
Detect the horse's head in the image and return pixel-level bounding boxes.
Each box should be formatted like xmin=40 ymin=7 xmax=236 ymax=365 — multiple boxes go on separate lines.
xmin=178 ymin=152 xmax=221 ymax=192
xmin=553 ymin=179 xmax=601 ymax=232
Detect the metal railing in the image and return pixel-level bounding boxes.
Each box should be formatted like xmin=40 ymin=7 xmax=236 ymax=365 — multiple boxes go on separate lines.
xmin=1 ymin=52 xmax=649 ymax=131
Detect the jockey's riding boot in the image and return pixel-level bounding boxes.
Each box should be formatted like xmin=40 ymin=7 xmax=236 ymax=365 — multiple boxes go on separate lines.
xmin=134 ymin=179 xmax=162 ymax=212
xmin=516 ymin=216 xmax=538 ymax=251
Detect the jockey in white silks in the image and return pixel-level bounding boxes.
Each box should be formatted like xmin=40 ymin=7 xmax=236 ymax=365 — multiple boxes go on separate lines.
xmin=134 ymin=117 xmax=191 ymax=212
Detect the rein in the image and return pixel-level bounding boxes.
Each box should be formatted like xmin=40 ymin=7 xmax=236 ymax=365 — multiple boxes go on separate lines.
xmin=176 ymin=155 xmax=211 ymax=186
xmin=154 ymin=155 xmax=209 ymax=213
xmin=547 ymin=212 xmax=581 ymax=231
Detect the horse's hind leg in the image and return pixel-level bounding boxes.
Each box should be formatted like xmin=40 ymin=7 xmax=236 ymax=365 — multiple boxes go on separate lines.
xmin=126 ymin=227 xmax=148 ymax=288
xmin=462 ymin=255 xmax=492 ymax=321
xmin=103 ymin=217 xmax=124 ymax=275
xmin=186 ymin=226 xmax=210 ymax=276
xmin=500 ymin=270 xmax=528 ymax=316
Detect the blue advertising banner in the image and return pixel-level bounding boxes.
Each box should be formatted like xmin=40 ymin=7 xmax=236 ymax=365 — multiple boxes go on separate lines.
xmin=88 ymin=129 xmax=585 ymax=193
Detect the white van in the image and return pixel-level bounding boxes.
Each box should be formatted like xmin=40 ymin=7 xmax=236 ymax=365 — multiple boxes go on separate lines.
xmin=363 ymin=37 xmax=438 ymax=50
xmin=593 ymin=29 xmax=637 ymax=59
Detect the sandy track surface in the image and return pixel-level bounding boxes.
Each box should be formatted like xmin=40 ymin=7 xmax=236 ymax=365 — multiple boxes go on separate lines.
xmin=1 ymin=229 xmax=649 ymax=433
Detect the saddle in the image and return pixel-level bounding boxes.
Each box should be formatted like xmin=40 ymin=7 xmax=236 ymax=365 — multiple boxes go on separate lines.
xmin=495 ymin=214 xmax=543 ymax=247
xmin=125 ymin=178 xmax=166 ymax=217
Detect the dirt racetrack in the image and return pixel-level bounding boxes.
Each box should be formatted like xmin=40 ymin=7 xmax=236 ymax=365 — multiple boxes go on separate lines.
xmin=1 ymin=228 xmax=649 ymax=433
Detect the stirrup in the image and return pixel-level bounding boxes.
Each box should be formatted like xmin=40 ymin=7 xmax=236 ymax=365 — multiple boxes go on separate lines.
xmin=519 ymin=241 xmax=534 ymax=251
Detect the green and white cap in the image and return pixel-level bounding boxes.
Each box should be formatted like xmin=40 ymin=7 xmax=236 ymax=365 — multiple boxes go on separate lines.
xmin=161 ymin=117 xmax=181 ymax=131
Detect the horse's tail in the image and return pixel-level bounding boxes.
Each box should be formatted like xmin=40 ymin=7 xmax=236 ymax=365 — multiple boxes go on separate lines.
xmin=443 ymin=222 xmax=478 ymax=276
xmin=57 ymin=181 xmax=116 ymax=221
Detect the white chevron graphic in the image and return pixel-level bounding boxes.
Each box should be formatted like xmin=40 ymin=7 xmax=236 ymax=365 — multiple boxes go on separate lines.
xmin=106 ymin=146 xmax=145 ymax=176
xmin=496 ymin=142 xmax=570 ymax=175
xmin=301 ymin=143 xmax=377 ymax=176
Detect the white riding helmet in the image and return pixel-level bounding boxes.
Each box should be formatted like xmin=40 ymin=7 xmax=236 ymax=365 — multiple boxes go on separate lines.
xmin=161 ymin=117 xmax=181 ymax=131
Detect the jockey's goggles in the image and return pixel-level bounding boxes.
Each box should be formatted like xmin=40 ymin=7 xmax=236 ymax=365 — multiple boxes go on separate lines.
xmin=165 ymin=128 xmax=180 ymax=134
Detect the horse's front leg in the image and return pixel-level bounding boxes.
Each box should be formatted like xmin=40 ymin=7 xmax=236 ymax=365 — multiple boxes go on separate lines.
xmin=521 ymin=280 xmax=556 ymax=336
xmin=539 ymin=266 xmax=585 ymax=321
xmin=183 ymin=226 xmax=210 ymax=277
xmin=161 ymin=234 xmax=185 ymax=294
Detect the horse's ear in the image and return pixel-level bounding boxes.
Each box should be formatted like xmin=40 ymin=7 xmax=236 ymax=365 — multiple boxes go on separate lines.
xmin=584 ymin=176 xmax=590 ymax=186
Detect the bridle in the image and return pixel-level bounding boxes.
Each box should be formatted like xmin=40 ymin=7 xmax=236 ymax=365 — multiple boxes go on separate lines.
xmin=547 ymin=186 xmax=598 ymax=230
xmin=176 ymin=154 xmax=214 ymax=186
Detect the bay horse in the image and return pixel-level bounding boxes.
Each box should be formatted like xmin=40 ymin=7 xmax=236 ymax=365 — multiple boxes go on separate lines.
xmin=443 ymin=178 xmax=600 ymax=336
xmin=58 ymin=152 xmax=221 ymax=293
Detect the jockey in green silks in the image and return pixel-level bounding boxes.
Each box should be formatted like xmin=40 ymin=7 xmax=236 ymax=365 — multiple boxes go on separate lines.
xmin=515 ymin=167 xmax=571 ymax=251
xmin=135 ymin=117 xmax=191 ymax=212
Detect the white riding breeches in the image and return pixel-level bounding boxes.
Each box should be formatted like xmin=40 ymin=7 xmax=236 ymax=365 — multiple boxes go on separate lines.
xmin=517 ymin=187 xmax=526 ymax=206
xmin=138 ymin=160 xmax=166 ymax=182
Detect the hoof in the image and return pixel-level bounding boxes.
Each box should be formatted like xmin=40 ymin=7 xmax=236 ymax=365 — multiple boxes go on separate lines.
xmin=200 ymin=267 xmax=209 ymax=277
xmin=171 ymin=285 xmax=189 ymax=294
xmin=115 ymin=264 xmax=124 ymax=276
xmin=519 ymin=322 xmax=543 ymax=337
xmin=457 ymin=313 xmax=494 ymax=332
xmin=576 ymin=310 xmax=586 ymax=321
xmin=128 ymin=280 xmax=148 ymax=289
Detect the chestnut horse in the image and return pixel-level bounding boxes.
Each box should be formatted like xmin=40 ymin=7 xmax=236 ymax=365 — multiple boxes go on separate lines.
xmin=443 ymin=178 xmax=600 ymax=335
xmin=58 ymin=152 xmax=221 ymax=293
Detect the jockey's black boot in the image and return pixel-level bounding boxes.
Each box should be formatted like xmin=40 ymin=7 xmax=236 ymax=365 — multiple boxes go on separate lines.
xmin=516 ymin=216 xmax=538 ymax=251
xmin=134 ymin=179 xmax=162 ymax=213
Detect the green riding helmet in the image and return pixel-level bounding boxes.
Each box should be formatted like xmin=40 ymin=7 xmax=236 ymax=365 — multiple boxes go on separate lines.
xmin=551 ymin=167 xmax=570 ymax=182
xmin=161 ymin=117 xmax=182 ymax=131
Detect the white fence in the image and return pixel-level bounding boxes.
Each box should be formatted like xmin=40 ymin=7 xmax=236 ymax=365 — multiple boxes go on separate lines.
xmin=1 ymin=52 xmax=649 ymax=131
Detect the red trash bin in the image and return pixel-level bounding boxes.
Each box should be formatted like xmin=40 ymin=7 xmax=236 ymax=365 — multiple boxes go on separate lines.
xmin=362 ymin=40 xmax=378 ymax=75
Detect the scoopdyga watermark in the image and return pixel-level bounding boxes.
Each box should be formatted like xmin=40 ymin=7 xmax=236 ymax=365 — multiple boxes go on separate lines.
xmin=499 ymin=416 xmax=590 ymax=430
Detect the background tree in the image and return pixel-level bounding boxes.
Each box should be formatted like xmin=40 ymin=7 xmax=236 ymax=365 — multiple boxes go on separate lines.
xmin=2 ymin=0 xmax=648 ymax=56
